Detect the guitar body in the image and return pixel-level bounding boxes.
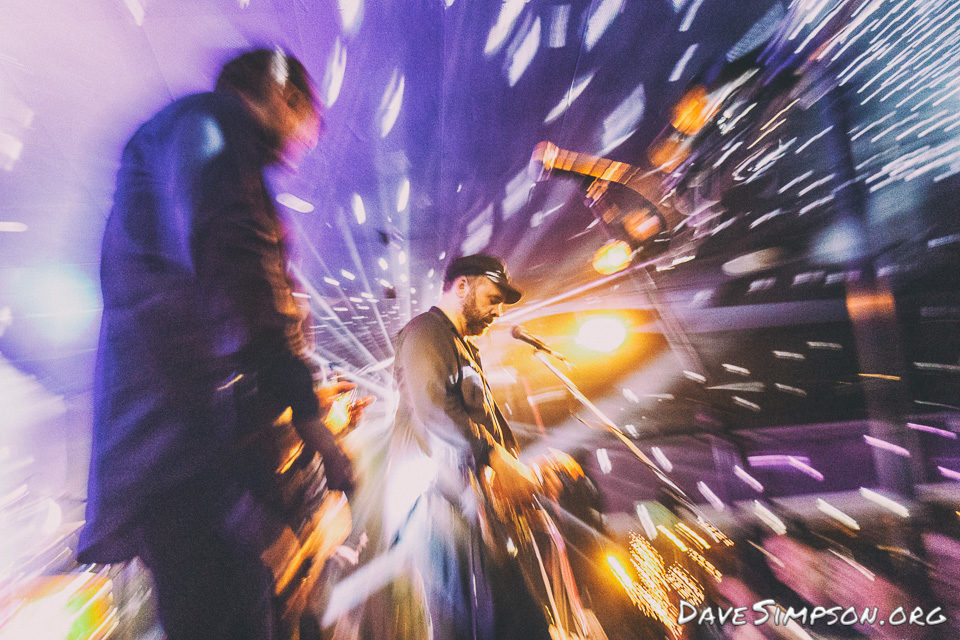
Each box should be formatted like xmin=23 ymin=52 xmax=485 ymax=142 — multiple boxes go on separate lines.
xmin=477 ymin=451 xmax=608 ymax=640
xmin=240 ymin=404 xmax=352 ymax=638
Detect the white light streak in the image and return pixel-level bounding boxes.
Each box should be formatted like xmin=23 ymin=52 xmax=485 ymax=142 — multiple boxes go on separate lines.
xmin=697 ymin=481 xmax=725 ymax=511
xmin=585 ymin=0 xmax=622 ymax=51
xmin=276 ymin=192 xmax=314 ymax=213
xmin=397 ymin=178 xmax=410 ymax=212
xmin=817 ymin=498 xmax=860 ymax=530
xmin=679 ymin=0 xmax=703 ymax=31
xmin=795 ymin=126 xmax=834 ymax=154
xmin=351 ymin=193 xmax=366 ymax=225
xmin=859 ymin=487 xmax=910 ymax=517
xmin=378 ymin=71 xmax=405 ymax=138
xmin=734 ymin=466 xmax=764 ymax=492
xmin=636 ymin=503 xmax=657 ymax=539
xmin=322 ymin=38 xmax=347 ymax=107
xmin=753 ymin=501 xmax=786 ymax=535
xmin=485 ymin=0 xmax=526 ymax=56
xmin=722 ymin=363 xmax=751 ymax=376
xmin=596 ymin=448 xmax=612 ymax=474
xmin=548 ymin=4 xmax=570 ymax=48
xmin=122 ymin=0 xmax=145 ymax=25
xmin=0 ymin=131 xmax=23 ymax=165
xmin=337 ymin=0 xmax=363 ymax=35
xmin=732 ymin=396 xmax=761 ymax=414
xmin=507 ymin=17 xmax=541 ymax=86
xmin=651 ymin=447 xmax=673 ymax=472
xmin=340 ymin=269 xmax=356 ymax=281
xmin=669 ymin=44 xmax=698 ymax=82
xmin=774 ymin=383 xmax=807 ymax=397
xmin=601 ymin=83 xmax=645 ymax=153
xmin=772 ymin=350 xmax=805 ymax=361
xmin=907 ymin=422 xmax=957 ymax=438
xmin=863 ymin=435 xmax=911 ymax=457
xmin=939 ymin=466 xmax=960 ymax=481
xmin=544 ymin=72 xmax=595 ymax=124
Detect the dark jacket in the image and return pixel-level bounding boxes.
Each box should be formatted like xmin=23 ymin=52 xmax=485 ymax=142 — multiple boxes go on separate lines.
xmin=79 ymin=92 xmax=319 ymax=562
xmin=391 ymin=307 xmax=517 ymax=481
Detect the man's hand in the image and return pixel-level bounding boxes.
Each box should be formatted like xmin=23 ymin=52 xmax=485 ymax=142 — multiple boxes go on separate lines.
xmin=293 ymin=413 xmax=356 ymax=495
xmin=316 ymin=381 xmax=375 ymax=436
xmin=487 ymin=444 xmax=540 ymax=505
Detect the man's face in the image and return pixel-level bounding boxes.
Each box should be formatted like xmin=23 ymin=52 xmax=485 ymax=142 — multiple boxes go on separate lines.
xmin=462 ymin=276 xmax=505 ymax=336
xmin=276 ymin=90 xmax=322 ymax=170
xmin=249 ymin=84 xmax=322 ymax=169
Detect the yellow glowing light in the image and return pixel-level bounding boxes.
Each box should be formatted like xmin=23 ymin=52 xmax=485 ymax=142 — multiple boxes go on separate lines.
xmin=627 ymin=534 xmax=682 ymax=637
xmin=657 ymin=525 xmax=688 ymax=552
xmin=592 ymin=240 xmax=632 ymax=275
xmin=671 ymin=86 xmax=717 ymax=135
xmin=606 ymin=554 xmax=632 ymax=584
xmin=686 ymin=547 xmax=723 ymax=583
xmin=665 ymin=564 xmax=704 ymax=606
xmin=676 ymin=522 xmax=711 ymax=550
xmin=575 ymin=316 xmax=628 ymax=353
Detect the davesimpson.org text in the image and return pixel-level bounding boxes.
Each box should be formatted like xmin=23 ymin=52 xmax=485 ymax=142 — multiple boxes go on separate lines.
xmin=678 ymin=600 xmax=947 ymax=629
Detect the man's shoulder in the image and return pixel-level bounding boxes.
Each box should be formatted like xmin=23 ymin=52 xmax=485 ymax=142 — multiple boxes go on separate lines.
xmin=399 ymin=309 xmax=452 ymax=342
xmin=136 ymin=92 xmax=248 ymax=140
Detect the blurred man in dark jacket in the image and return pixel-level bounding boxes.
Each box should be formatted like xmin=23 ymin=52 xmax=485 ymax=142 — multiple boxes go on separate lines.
xmin=78 ymin=48 xmax=355 ymax=640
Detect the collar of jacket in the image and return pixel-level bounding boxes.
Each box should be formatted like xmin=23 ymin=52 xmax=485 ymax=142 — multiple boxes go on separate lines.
xmin=428 ymin=306 xmax=461 ymax=337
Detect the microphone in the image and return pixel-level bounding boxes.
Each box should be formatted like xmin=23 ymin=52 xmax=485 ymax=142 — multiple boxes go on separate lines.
xmin=511 ymin=326 xmax=571 ymax=364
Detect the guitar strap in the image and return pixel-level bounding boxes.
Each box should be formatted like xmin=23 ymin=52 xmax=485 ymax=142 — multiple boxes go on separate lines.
xmin=451 ymin=331 xmax=519 ymax=456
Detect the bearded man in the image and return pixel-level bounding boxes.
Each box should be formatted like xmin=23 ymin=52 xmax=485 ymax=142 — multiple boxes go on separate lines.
xmin=387 ymin=254 xmax=551 ymax=640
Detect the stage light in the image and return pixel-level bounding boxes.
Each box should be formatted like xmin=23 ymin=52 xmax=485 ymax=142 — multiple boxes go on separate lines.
xmin=351 ymin=194 xmax=366 ymax=224
xmin=592 ymin=240 xmax=631 ymax=275
xmin=485 ymin=0 xmax=526 ymax=56
xmin=575 ymin=316 xmax=627 ymax=353
xmin=584 ymin=0 xmax=622 ymax=51
xmin=337 ymin=0 xmax=363 ymax=35
xmin=378 ymin=71 xmax=404 ymax=138
xmin=671 ymin=85 xmax=715 ymax=134
xmin=601 ymin=83 xmax=645 ymax=153
xmin=322 ymin=38 xmax=347 ymax=107
xmin=18 ymin=266 xmax=100 ymax=346
xmin=276 ymin=192 xmax=314 ymax=213
xmin=606 ymin=554 xmax=632 ymax=585
xmin=507 ymin=17 xmax=541 ymax=87
xmin=543 ymin=72 xmax=594 ymax=124
xmin=397 ymin=178 xmax=410 ymax=212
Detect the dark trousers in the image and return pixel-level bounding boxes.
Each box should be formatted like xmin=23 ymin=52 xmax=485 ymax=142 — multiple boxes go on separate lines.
xmin=136 ymin=473 xmax=285 ymax=640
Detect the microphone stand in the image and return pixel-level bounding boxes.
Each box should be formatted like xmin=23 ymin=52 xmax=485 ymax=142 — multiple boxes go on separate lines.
xmin=528 ymin=349 xmax=707 ymax=520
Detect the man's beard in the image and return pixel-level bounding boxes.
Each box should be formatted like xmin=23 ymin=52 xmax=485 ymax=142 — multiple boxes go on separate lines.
xmin=462 ymin=288 xmax=495 ymax=336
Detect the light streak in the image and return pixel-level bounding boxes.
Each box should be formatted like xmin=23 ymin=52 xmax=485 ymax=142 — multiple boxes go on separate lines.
xmin=734 ymin=465 xmax=765 ymax=492
xmin=817 ymin=498 xmax=860 ymax=530
xmin=859 ymin=487 xmax=910 ymax=517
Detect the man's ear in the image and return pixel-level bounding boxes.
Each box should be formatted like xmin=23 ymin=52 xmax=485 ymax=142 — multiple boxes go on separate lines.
xmin=455 ymin=276 xmax=470 ymax=298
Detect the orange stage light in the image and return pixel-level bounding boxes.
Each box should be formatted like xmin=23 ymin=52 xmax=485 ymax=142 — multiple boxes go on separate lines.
xmin=592 ymin=240 xmax=632 ymax=275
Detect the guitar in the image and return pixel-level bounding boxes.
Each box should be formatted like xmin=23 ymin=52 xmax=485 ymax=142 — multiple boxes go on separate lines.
xmin=477 ymin=446 xmax=607 ymax=640
xmin=240 ymin=404 xmax=352 ymax=638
